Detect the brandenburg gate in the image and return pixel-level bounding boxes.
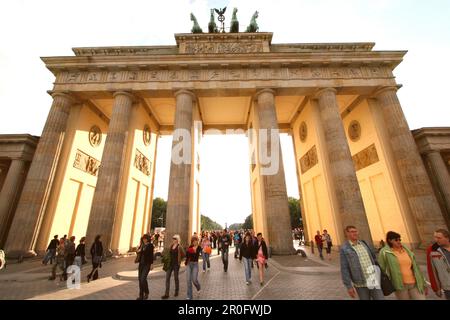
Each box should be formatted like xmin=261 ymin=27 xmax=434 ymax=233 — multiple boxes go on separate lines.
xmin=2 ymin=32 xmax=447 ymax=258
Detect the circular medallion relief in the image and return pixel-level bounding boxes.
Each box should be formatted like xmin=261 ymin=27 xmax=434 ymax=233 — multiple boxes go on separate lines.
xmin=143 ymin=125 xmax=151 ymax=146
xmin=348 ymin=120 xmax=362 ymax=142
xmin=89 ymin=125 xmax=102 ymax=147
xmin=299 ymin=122 xmax=308 ymax=142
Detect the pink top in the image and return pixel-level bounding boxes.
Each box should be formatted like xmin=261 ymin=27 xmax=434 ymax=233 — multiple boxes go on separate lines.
xmin=257 ymin=243 xmax=266 ymax=264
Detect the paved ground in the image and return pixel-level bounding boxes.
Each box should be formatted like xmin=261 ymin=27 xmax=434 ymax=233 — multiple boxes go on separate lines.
xmin=0 ymin=242 xmax=444 ymax=300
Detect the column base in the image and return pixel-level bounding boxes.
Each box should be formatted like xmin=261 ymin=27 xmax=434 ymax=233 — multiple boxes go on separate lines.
xmin=6 ymin=250 xmax=37 ymax=261
xmin=270 ymin=246 xmax=297 ymax=256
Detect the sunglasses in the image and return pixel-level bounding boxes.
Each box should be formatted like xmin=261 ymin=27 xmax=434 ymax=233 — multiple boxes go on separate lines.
xmin=393 ymin=238 xmax=401 ymax=242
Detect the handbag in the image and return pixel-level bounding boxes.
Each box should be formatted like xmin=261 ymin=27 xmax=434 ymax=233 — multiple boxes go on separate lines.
xmin=134 ymin=252 xmax=141 ymax=264
xmin=376 ymin=252 xmax=395 ymax=296
xmin=379 ymin=269 xmax=395 ymax=296
xmin=204 ymin=246 xmax=212 ymax=255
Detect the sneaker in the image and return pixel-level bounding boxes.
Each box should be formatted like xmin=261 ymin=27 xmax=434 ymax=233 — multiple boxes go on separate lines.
xmin=246 ymin=281 xmax=250 ymax=285
xmin=202 ymin=270 xmax=206 ymax=273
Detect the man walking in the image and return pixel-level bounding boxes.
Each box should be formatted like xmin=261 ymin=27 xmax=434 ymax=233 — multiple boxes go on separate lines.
xmin=234 ymin=231 xmax=242 ymax=259
xmin=340 ymin=225 xmax=384 ymax=300
xmin=42 ymin=235 xmax=59 ymax=265
xmin=219 ymin=229 xmax=231 ymax=272
xmin=315 ymin=231 xmax=324 ymax=260
xmin=63 ymin=236 xmax=76 ymax=280
xmin=427 ymin=229 xmax=450 ymax=300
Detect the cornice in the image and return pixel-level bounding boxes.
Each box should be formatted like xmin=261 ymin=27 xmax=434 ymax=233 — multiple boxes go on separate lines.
xmin=42 ymin=51 xmax=405 ymax=75
xmin=0 ymin=134 xmax=40 ymax=147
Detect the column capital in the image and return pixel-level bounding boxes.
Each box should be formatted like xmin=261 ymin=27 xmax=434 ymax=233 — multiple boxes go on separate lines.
xmin=174 ymin=89 xmax=196 ymax=101
xmin=312 ymin=87 xmax=338 ymax=100
xmin=372 ymin=85 xmax=401 ymax=98
xmin=48 ymin=91 xmax=79 ymax=104
xmin=424 ymin=149 xmax=444 ymax=156
xmin=112 ymin=91 xmax=137 ymax=102
xmin=254 ymin=88 xmax=276 ymax=100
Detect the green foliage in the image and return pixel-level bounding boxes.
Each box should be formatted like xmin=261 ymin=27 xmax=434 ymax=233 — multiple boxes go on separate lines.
xmin=289 ymin=197 xmax=302 ymax=228
xmin=201 ymin=215 xmax=223 ymax=231
xmin=242 ymin=214 xmax=253 ymax=230
xmin=228 ymin=223 xmax=243 ymax=230
xmin=151 ymin=197 xmax=167 ymax=229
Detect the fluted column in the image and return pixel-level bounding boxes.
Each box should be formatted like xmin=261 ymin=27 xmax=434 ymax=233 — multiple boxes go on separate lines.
xmin=314 ymin=88 xmax=373 ymax=243
xmin=254 ymin=89 xmax=295 ymax=255
xmin=374 ymin=87 xmax=446 ymax=243
xmin=165 ymin=90 xmax=196 ymax=248
xmin=426 ymin=151 xmax=450 ymax=219
xmin=85 ymin=91 xmax=135 ymax=254
xmin=4 ymin=93 xmax=75 ymax=258
xmin=0 ymin=159 xmax=27 ymax=247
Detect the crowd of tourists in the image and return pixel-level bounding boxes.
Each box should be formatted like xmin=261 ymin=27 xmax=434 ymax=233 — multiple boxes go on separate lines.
xmin=5 ymin=223 xmax=447 ymax=301
xmin=158 ymin=229 xmax=269 ymax=300
xmin=338 ymin=226 xmax=450 ymax=300
xmin=42 ymin=233 xmax=104 ymax=283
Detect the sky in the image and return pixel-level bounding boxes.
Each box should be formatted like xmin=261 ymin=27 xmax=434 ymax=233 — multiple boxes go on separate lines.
xmin=1 ymin=0 xmax=450 ymax=227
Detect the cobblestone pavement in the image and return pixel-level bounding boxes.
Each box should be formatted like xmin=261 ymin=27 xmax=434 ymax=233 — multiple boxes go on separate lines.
xmin=0 ymin=244 xmax=444 ymax=300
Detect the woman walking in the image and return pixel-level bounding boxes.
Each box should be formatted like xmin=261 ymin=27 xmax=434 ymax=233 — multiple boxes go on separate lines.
xmin=74 ymin=237 xmax=86 ymax=269
xmin=185 ymin=236 xmax=202 ymax=300
xmin=378 ymin=231 xmax=428 ymax=300
xmin=136 ymin=234 xmax=154 ymax=300
xmin=161 ymin=234 xmax=185 ymax=299
xmin=87 ymin=235 xmax=103 ymax=282
xmin=256 ymin=233 xmax=269 ymax=286
xmin=239 ymin=232 xmax=256 ymax=285
xmin=201 ymin=232 xmax=212 ymax=272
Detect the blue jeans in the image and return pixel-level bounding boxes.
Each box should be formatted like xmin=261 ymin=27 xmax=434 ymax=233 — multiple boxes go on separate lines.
xmin=43 ymin=249 xmax=56 ymax=264
xmin=317 ymin=244 xmax=323 ymax=259
xmin=186 ymin=262 xmax=200 ymax=299
xmin=165 ymin=264 xmax=180 ymax=296
xmin=201 ymin=252 xmax=210 ymax=271
xmin=355 ymin=287 xmax=385 ymax=300
xmin=242 ymin=257 xmax=252 ymax=282
xmin=138 ymin=264 xmax=150 ymax=297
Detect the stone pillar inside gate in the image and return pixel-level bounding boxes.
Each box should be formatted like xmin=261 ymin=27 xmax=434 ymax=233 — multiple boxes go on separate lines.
xmin=165 ymin=90 xmax=202 ymax=249
xmin=247 ymin=89 xmax=295 ymax=255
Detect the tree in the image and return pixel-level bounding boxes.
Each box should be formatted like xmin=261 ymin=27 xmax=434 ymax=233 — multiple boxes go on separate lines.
xmin=228 ymin=223 xmax=243 ymax=230
xmin=151 ymin=197 xmax=167 ymax=229
xmin=242 ymin=214 xmax=253 ymax=230
xmin=288 ymin=197 xmax=302 ymax=228
xmin=201 ymin=215 xmax=223 ymax=231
